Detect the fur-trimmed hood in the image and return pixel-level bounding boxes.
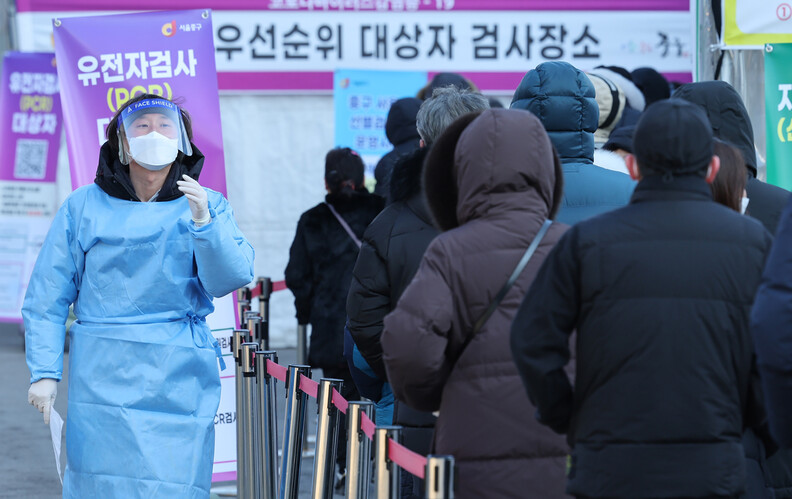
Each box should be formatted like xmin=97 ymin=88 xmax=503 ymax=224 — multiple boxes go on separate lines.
xmin=423 ymin=108 xmax=563 ymax=231
xmin=94 ymin=141 xmax=204 ymax=201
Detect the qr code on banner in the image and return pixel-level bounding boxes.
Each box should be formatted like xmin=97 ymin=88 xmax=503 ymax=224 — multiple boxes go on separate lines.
xmin=14 ymin=139 xmax=48 ymax=180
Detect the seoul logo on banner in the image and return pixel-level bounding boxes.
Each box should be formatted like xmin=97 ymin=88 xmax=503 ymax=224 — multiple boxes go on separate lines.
xmin=162 ymin=20 xmax=176 ymax=37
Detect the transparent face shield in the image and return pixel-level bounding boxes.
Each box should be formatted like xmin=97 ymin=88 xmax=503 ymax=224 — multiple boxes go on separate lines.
xmin=117 ymin=98 xmax=192 ymax=169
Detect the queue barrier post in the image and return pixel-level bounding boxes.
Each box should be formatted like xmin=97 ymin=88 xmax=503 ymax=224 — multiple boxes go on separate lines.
xmin=296 ymin=324 xmax=308 ymax=366
xmin=310 ymin=378 xmax=344 ymax=499
xmin=375 ymin=426 xmax=402 ymax=499
xmin=231 ymin=329 xmax=250 ymax=499
xmin=279 ymin=364 xmax=311 ymax=499
xmin=257 ymin=277 xmax=273 ymax=350
xmin=424 ymin=455 xmax=454 ymax=499
xmin=237 ymin=288 xmax=250 ymax=329
xmin=346 ymin=401 xmax=375 ymax=499
xmin=255 ymin=350 xmax=279 ymax=499
xmin=240 ymin=342 xmax=259 ymax=499
xmin=245 ymin=312 xmax=263 ymax=347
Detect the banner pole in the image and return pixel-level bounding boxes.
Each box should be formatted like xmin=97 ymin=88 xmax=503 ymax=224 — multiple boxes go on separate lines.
xmin=280 ymin=364 xmax=311 ymax=499
xmin=375 ymin=426 xmax=401 ymax=499
xmin=310 ymin=378 xmax=344 ymax=499
xmin=346 ymin=401 xmax=375 ymax=499
xmin=255 ymin=350 xmax=280 ymax=499
xmin=424 ymin=456 xmax=454 ymax=499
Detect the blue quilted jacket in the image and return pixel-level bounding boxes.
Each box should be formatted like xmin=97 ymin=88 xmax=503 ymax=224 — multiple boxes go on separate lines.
xmin=511 ymin=61 xmax=635 ymax=225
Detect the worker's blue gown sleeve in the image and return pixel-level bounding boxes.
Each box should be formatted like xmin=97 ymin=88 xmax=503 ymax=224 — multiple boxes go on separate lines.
xmin=23 ymin=184 xmax=254 ymax=499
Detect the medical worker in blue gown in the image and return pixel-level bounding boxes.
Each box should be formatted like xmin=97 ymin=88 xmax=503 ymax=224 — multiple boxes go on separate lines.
xmin=23 ymin=94 xmax=254 ymax=498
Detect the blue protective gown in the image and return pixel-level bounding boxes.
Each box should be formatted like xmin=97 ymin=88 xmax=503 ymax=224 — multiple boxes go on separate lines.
xmin=23 ymin=182 xmax=254 ymax=498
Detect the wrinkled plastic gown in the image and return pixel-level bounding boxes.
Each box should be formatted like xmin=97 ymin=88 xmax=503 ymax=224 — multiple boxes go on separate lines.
xmin=23 ymin=183 xmax=254 ymax=498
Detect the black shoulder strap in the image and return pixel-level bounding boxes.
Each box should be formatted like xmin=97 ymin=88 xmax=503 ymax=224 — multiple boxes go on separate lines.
xmin=471 ymin=219 xmax=553 ymax=335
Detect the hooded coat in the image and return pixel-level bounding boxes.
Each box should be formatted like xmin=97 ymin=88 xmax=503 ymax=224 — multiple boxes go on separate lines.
xmin=346 ymin=147 xmax=439 ymax=462
xmin=285 ymin=188 xmax=384 ymax=369
xmin=674 ymin=81 xmax=790 ymax=234
xmin=23 ymin=142 xmax=255 ymax=498
xmin=511 ymin=61 xmax=635 ymax=226
xmin=382 ymin=109 xmax=570 ymax=499
xmin=374 ymin=98 xmax=422 ymax=199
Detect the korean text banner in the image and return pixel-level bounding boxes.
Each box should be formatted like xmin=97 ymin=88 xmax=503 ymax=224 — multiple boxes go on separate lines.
xmin=52 ymin=9 xmax=227 ymax=193
xmin=334 ymin=69 xmax=427 ymax=188
xmin=724 ymin=0 xmax=792 ymax=47
xmin=0 ymin=52 xmax=61 ymax=184
xmin=53 ymin=9 xmax=237 ymax=482
xmin=19 ymin=2 xmax=692 ymax=92
xmin=0 ymin=52 xmax=62 ymax=323
xmin=764 ymin=43 xmax=792 ymax=190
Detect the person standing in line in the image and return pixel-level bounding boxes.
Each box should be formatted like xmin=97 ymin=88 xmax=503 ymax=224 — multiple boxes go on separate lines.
xmin=510 ymin=61 xmax=635 ymax=226
xmin=752 ymin=194 xmax=792 ymax=449
xmin=675 ymin=80 xmax=790 ymax=234
xmin=511 ymin=99 xmax=773 ymax=499
xmin=284 ymin=147 xmax=384 ymax=487
xmin=374 ymin=98 xmax=422 ymax=200
xmin=382 ymin=108 xmax=569 ymax=499
xmin=346 ymin=86 xmax=490 ymax=498
xmin=24 ymin=94 xmax=255 ymax=498
xmin=711 ymin=139 xmax=748 ymax=213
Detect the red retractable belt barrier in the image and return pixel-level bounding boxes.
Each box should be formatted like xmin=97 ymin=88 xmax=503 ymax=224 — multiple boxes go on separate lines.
xmin=249 ymin=280 xmax=287 ymax=299
xmin=260 ymin=355 xmax=433 ymax=477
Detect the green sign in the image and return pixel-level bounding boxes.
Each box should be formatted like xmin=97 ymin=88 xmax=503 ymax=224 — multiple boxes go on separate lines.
xmin=765 ymin=43 xmax=792 ymax=190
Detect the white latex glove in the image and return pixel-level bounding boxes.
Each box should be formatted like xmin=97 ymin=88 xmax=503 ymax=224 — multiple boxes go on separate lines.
xmin=177 ymin=174 xmax=210 ymax=226
xmin=28 ymin=378 xmax=57 ymax=425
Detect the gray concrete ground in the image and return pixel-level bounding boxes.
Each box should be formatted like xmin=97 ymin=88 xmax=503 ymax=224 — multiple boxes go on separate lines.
xmin=0 ymin=323 xmax=359 ymax=498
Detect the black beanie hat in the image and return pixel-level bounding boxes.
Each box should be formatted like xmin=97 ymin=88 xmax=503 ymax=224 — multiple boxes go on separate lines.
xmin=633 ymin=99 xmax=713 ymax=178
xmin=603 ymin=125 xmax=635 ymax=153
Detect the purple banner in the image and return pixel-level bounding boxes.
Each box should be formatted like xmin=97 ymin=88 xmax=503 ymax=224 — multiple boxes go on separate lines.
xmin=53 ymin=9 xmax=228 ymax=194
xmin=16 ymin=0 xmax=690 ymax=12
xmin=0 ymin=52 xmax=62 ymax=183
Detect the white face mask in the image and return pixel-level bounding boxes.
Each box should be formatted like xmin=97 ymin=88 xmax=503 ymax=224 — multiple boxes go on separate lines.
xmin=740 ymin=197 xmax=750 ymax=215
xmin=127 ymin=131 xmax=179 ymax=171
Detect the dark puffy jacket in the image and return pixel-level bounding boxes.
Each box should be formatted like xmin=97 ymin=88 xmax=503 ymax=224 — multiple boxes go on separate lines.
xmin=382 ymin=109 xmax=570 ymax=499
xmin=511 ymin=61 xmax=635 ymax=225
xmin=511 ymin=174 xmax=773 ymax=498
xmin=346 ymin=147 xmax=439 ymax=460
xmin=753 ymin=194 xmax=792 ymax=448
xmin=285 ymin=189 xmax=384 ymax=369
xmin=374 ymin=97 xmax=422 ymax=199
xmin=674 ymin=81 xmax=790 ymax=234
xmin=752 ymin=194 xmax=792 ymax=499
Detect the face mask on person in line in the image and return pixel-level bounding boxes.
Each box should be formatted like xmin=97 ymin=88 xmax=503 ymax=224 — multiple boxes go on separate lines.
xmin=127 ymin=132 xmax=179 ymax=171
xmin=740 ymin=197 xmax=750 ymax=215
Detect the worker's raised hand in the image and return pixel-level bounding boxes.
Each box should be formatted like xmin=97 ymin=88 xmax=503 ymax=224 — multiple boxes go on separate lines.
xmin=28 ymin=378 xmax=57 ymax=425
xmin=177 ymin=174 xmax=210 ymax=226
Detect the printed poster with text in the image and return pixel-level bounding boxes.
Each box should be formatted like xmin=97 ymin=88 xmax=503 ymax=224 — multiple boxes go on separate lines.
xmin=765 ymin=43 xmax=792 ymax=190
xmin=0 ymin=52 xmax=62 ymax=323
xmin=334 ymin=69 xmax=427 ymax=191
xmin=53 ymin=9 xmax=238 ymax=482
